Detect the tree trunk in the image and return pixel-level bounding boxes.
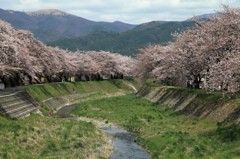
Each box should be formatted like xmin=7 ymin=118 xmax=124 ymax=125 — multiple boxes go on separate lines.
xmin=45 ymin=75 xmax=53 ymax=83
xmin=0 ymin=76 xmax=8 ymax=88
xmin=91 ymin=74 xmax=97 ymax=81
xmin=85 ymin=75 xmax=90 ymax=81
xmin=10 ymin=76 xmax=17 ymax=87
xmin=28 ymin=75 xmax=33 ymax=85
xmin=15 ymin=72 xmax=21 ymax=86
xmin=89 ymin=74 xmax=93 ymax=81
xmin=194 ymin=74 xmax=201 ymax=89
xmin=64 ymin=76 xmax=68 ymax=82
xmin=120 ymin=74 xmax=123 ymax=79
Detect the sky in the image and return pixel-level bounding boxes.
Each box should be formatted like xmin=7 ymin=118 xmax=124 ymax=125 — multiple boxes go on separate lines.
xmin=0 ymin=0 xmax=240 ymax=24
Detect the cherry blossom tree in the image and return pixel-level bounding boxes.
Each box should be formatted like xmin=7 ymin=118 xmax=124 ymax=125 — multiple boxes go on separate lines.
xmin=201 ymin=5 xmax=240 ymax=92
xmin=0 ymin=19 xmax=135 ymax=87
xmin=206 ymin=54 xmax=240 ymax=93
xmin=112 ymin=53 xmax=135 ymax=77
xmin=132 ymin=45 xmax=157 ymax=83
xmin=134 ymin=5 xmax=240 ymax=93
xmin=0 ymin=20 xmax=22 ymax=76
xmin=0 ymin=20 xmax=42 ymax=86
xmin=84 ymin=51 xmax=134 ymax=80
xmin=133 ymin=43 xmax=186 ymax=85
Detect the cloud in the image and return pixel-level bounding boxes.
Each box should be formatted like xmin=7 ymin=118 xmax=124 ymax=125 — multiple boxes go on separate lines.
xmin=1 ymin=0 xmax=240 ymax=24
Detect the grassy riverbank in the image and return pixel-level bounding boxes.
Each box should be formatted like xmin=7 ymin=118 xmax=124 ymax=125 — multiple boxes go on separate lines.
xmin=24 ymin=80 xmax=134 ymax=102
xmin=70 ymin=95 xmax=240 ymax=159
xmin=0 ymin=80 xmax=138 ymax=158
xmin=144 ymin=79 xmax=240 ymax=104
xmin=0 ymin=114 xmax=112 ymax=159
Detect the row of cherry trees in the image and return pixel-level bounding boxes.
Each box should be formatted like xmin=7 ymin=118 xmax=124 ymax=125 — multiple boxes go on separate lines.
xmin=133 ymin=5 xmax=240 ymax=93
xmin=0 ymin=20 xmax=134 ymax=87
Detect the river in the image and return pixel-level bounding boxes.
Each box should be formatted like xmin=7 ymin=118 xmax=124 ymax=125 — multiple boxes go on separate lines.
xmin=55 ymin=103 xmax=151 ymax=159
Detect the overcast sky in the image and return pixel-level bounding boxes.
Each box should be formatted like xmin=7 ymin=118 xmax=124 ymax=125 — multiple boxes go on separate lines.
xmin=0 ymin=0 xmax=239 ymax=24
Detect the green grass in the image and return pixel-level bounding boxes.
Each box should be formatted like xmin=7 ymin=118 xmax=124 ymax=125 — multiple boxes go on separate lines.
xmin=163 ymin=86 xmax=240 ymax=105
xmin=143 ymin=79 xmax=236 ymax=104
xmin=235 ymin=98 xmax=240 ymax=106
xmin=0 ymin=114 xmax=111 ymax=159
xmin=39 ymin=104 xmax=53 ymax=116
xmin=24 ymin=80 xmax=134 ymax=102
xmin=165 ymin=86 xmax=223 ymax=103
xmin=70 ymin=95 xmax=240 ymax=159
xmin=144 ymin=78 xmax=240 ymax=105
xmin=0 ymin=80 xmax=143 ymax=158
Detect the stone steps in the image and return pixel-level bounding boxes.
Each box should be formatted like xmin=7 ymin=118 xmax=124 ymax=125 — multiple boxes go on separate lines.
xmin=4 ymin=102 xmax=32 ymax=113
xmin=0 ymin=91 xmax=40 ymax=118
xmin=10 ymin=106 xmax=38 ymax=118
xmin=1 ymin=99 xmax=25 ymax=108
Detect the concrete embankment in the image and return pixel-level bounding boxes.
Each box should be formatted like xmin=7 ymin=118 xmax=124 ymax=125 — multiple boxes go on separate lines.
xmin=42 ymin=92 xmax=96 ymax=111
xmin=0 ymin=91 xmax=40 ymax=118
xmin=0 ymin=89 xmax=96 ymax=118
xmin=0 ymin=80 xmax=137 ymax=118
xmin=136 ymin=85 xmax=240 ymax=125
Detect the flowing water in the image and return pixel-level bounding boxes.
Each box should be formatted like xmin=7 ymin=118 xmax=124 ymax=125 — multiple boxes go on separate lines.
xmin=102 ymin=127 xmax=151 ymax=159
xmin=55 ymin=104 xmax=151 ymax=159
xmin=54 ymin=103 xmax=78 ymax=118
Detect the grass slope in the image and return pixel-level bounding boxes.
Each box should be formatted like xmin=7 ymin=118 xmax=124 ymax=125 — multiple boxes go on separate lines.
xmin=144 ymin=80 xmax=236 ymax=104
xmin=0 ymin=114 xmax=112 ymax=159
xmin=0 ymin=80 xmax=137 ymax=158
xmin=71 ymin=95 xmax=240 ymax=159
xmin=24 ymin=80 xmax=133 ymax=102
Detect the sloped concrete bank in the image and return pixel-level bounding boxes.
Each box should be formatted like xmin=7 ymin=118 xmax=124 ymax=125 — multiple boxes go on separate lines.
xmin=0 ymin=89 xmax=96 ymax=118
xmin=42 ymin=92 xmax=97 ymax=111
xmin=136 ymin=86 xmax=240 ymax=125
xmin=0 ymin=91 xmax=40 ymax=118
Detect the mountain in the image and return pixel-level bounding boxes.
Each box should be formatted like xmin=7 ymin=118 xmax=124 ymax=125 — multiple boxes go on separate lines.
xmin=0 ymin=9 xmax=136 ymax=43
xmin=197 ymin=13 xmax=218 ymax=19
xmin=186 ymin=13 xmax=218 ymax=21
xmin=47 ymin=21 xmax=195 ymax=57
xmin=132 ymin=21 xmax=167 ymax=31
xmin=0 ymin=8 xmax=214 ymax=57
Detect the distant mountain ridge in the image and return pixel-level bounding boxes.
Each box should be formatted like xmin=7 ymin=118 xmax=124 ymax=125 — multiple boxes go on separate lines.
xmin=0 ymin=8 xmax=217 ymax=57
xmin=25 ymin=9 xmax=72 ymax=16
xmin=47 ymin=21 xmax=195 ymax=57
xmin=186 ymin=13 xmax=218 ymax=21
xmin=0 ymin=8 xmax=136 ymax=43
xmin=132 ymin=21 xmax=167 ymax=31
xmin=197 ymin=13 xmax=218 ymax=19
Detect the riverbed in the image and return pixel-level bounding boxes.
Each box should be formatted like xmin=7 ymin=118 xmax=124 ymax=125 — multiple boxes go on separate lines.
xmin=55 ymin=103 xmax=151 ymax=159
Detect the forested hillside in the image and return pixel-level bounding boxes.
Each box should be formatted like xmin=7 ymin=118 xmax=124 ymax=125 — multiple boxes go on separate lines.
xmin=0 ymin=9 xmax=136 ymax=43
xmin=47 ymin=21 xmax=195 ymax=57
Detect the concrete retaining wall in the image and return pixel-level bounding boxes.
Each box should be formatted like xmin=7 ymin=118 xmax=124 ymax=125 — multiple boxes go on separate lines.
xmin=42 ymin=92 xmax=97 ymax=111
xmin=0 ymin=90 xmax=96 ymax=118
xmin=136 ymin=86 xmax=240 ymax=125
xmin=0 ymin=91 xmax=40 ymax=118
xmin=0 ymin=84 xmax=4 ymax=89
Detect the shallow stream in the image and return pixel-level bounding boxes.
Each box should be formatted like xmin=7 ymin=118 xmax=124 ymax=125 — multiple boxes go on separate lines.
xmin=55 ymin=103 xmax=151 ymax=159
